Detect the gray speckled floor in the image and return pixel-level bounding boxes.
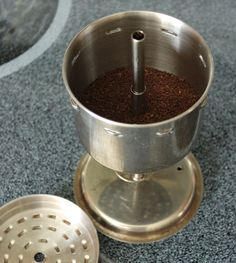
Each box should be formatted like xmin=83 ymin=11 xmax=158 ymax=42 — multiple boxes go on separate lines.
xmin=0 ymin=0 xmax=58 ymax=65
xmin=0 ymin=0 xmax=235 ymax=262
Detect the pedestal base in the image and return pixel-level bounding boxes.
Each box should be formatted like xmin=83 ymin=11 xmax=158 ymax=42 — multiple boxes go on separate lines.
xmin=73 ymin=153 xmax=203 ymax=243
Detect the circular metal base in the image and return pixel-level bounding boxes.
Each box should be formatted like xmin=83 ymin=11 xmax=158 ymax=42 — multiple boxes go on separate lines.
xmin=74 ymin=153 xmax=203 ymax=243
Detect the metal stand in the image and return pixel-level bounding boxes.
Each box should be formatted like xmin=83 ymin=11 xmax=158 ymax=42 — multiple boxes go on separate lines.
xmin=73 ymin=153 xmax=203 ymax=243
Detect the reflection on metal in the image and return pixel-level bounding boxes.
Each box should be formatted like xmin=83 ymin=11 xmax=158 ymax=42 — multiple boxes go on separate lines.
xmin=74 ymin=153 xmax=203 ymax=243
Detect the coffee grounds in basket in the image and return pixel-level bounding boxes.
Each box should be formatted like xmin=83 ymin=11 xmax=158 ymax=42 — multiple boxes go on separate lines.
xmin=79 ymin=67 xmax=201 ymax=124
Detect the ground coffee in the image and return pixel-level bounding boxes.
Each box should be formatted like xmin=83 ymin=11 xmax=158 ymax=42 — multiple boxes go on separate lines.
xmin=79 ymin=67 xmax=201 ymax=124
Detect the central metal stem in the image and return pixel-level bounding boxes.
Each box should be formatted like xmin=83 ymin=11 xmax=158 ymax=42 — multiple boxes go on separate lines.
xmin=131 ymin=30 xmax=146 ymax=115
xmin=115 ymin=171 xmax=146 ymax=183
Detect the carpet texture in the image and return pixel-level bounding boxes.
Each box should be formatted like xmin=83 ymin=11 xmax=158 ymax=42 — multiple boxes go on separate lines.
xmin=0 ymin=0 xmax=235 ymax=262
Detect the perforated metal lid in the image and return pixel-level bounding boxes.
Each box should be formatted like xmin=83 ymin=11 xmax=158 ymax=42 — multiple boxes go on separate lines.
xmin=0 ymin=195 xmax=99 ymax=263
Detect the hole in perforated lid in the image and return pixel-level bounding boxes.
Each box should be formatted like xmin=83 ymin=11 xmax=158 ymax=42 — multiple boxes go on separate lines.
xmin=34 ymin=252 xmax=46 ymax=262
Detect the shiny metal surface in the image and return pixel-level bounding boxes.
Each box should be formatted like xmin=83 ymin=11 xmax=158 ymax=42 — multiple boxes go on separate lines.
xmin=74 ymin=153 xmax=203 ymax=243
xmin=0 ymin=195 xmax=99 ymax=263
xmin=63 ymin=11 xmax=214 ymax=173
xmin=131 ymin=30 xmax=146 ymax=115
